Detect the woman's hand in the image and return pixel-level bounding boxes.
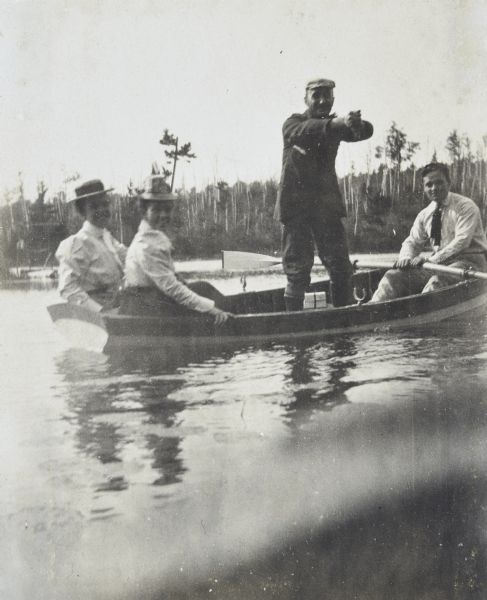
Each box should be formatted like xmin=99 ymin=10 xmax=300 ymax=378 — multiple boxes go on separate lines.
xmin=209 ymin=307 xmax=232 ymax=326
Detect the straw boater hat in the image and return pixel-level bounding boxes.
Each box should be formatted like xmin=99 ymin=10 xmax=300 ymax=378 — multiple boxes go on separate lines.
xmin=139 ymin=175 xmax=177 ymax=202
xmin=70 ymin=179 xmax=114 ymax=202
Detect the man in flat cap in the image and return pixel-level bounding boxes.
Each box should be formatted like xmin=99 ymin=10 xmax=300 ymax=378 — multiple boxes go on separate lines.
xmin=55 ymin=179 xmax=127 ymax=312
xmin=275 ymin=78 xmax=373 ymax=310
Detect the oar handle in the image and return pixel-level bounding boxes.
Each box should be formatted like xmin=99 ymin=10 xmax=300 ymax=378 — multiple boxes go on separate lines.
xmin=355 ymin=260 xmax=487 ymax=281
xmin=422 ymin=262 xmax=487 ymax=281
xmin=353 ymin=260 xmax=395 ymax=270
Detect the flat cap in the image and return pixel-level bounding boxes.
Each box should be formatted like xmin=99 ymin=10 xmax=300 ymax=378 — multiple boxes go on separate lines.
xmin=306 ymin=78 xmax=335 ymax=90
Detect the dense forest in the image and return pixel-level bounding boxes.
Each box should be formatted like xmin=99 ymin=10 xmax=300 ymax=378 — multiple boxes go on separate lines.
xmin=1 ymin=125 xmax=486 ymax=278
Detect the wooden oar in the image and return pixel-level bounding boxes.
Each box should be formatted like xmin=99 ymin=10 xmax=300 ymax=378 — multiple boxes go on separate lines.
xmin=222 ymin=250 xmax=321 ymax=271
xmin=223 ymin=251 xmax=487 ymax=282
xmin=222 ymin=251 xmax=394 ymax=272
xmin=355 ymin=260 xmax=487 ymax=281
xmin=222 ymin=251 xmax=281 ymax=270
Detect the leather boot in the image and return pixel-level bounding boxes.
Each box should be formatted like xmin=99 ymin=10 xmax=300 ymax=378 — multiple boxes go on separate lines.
xmin=284 ymin=296 xmax=303 ymax=311
xmin=330 ymin=281 xmax=352 ymax=307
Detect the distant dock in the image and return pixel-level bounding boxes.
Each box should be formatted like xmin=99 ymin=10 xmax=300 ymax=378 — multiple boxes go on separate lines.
xmin=7 ymin=266 xmax=58 ymax=281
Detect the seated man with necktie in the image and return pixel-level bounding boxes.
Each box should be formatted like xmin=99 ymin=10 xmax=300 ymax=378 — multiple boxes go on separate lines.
xmin=370 ymin=162 xmax=487 ymax=302
xmin=55 ymin=179 xmax=127 ymax=312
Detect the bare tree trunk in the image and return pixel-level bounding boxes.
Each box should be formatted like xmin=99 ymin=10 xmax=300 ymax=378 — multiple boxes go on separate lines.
xmin=170 ymin=137 xmax=179 ymax=192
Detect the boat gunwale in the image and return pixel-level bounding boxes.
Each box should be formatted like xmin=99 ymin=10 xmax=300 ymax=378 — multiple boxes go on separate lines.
xmin=103 ymin=276 xmax=485 ymax=322
xmin=47 ymin=273 xmax=487 ymax=351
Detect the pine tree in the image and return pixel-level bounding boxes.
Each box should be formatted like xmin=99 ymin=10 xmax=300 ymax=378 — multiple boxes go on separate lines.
xmin=158 ymin=130 xmax=196 ymax=191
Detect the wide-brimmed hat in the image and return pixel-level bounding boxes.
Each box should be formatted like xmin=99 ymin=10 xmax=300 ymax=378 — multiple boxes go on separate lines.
xmin=70 ymin=179 xmax=114 ymax=202
xmin=139 ymin=175 xmax=177 ymax=201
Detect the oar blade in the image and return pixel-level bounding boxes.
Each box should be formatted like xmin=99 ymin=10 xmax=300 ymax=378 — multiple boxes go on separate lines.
xmin=222 ymin=250 xmax=327 ymax=271
xmin=222 ymin=251 xmax=282 ymax=271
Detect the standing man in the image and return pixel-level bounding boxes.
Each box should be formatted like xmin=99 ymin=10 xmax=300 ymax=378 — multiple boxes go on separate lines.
xmin=55 ymin=179 xmax=127 ymax=312
xmin=275 ymin=78 xmax=373 ymax=310
xmin=370 ymin=162 xmax=487 ymax=302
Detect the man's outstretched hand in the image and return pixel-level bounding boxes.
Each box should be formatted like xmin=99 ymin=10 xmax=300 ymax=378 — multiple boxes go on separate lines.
xmin=393 ymin=257 xmax=425 ymax=269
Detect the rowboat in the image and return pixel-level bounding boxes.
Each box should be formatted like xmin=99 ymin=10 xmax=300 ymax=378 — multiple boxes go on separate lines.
xmin=47 ymin=255 xmax=487 ymax=353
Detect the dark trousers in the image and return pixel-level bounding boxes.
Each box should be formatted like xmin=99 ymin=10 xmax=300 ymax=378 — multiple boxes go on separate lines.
xmin=282 ymin=215 xmax=353 ymax=307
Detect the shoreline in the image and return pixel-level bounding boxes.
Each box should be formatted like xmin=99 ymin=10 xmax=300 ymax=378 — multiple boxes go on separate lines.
xmin=2 ymin=252 xmax=399 ymax=284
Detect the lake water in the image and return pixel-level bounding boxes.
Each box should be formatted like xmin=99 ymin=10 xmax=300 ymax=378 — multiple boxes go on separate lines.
xmin=1 ymin=260 xmax=487 ymax=599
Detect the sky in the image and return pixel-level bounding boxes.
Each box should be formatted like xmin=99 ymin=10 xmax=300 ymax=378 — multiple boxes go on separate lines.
xmin=1 ymin=0 xmax=487 ymax=201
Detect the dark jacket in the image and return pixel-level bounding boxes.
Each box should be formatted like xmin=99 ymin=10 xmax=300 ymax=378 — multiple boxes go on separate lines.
xmin=274 ymin=111 xmax=373 ymax=224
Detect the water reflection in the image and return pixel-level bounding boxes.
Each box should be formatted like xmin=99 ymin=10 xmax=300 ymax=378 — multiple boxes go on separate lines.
xmin=5 ymin=274 xmax=487 ymax=600
xmin=55 ymin=348 xmax=197 ymax=490
xmin=282 ymin=337 xmax=358 ymax=431
xmin=53 ymin=320 xmax=487 ymax=501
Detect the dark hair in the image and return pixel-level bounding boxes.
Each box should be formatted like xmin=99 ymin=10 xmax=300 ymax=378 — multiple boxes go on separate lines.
xmin=137 ymin=198 xmax=174 ymax=217
xmin=74 ymin=194 xmax=108 ymax=217
xmin=74 ymin=198 xmax=88 ymax=217
xmin=421 ymin=162 xmax=450 ymax=184
xmin=137 ymin=198 xmax=150 ymax=216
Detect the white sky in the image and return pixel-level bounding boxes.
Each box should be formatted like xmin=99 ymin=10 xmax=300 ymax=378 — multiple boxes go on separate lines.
xmin=1 ymin=0 xmax=487 ymax=200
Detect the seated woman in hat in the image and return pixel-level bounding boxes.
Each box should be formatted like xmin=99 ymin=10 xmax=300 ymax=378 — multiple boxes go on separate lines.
xmin=122 ymin=175 xmax=231 ymax=325
xmin=55 ymin=179 xmax=127 ymax=312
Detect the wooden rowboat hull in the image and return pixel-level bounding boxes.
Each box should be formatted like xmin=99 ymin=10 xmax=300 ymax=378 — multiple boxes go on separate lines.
xmin=47 ymin=269 xmax=487 ymax=353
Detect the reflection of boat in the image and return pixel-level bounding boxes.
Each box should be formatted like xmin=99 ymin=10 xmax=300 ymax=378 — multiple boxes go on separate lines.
xmin=47 ymin=267 xmax=487 ymax=353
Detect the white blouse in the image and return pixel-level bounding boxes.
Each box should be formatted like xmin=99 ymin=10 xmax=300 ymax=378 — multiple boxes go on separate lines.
xmin=124 ymin=220 xmax=214 ymax=313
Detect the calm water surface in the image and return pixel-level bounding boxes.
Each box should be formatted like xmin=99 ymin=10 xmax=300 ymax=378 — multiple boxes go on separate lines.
xmin=1 ymin=262 xmax=487 ymax=599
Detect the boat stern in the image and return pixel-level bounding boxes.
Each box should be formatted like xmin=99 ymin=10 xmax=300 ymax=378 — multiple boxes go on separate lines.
xmin=47 ymin=303 xmax=109 ymax=352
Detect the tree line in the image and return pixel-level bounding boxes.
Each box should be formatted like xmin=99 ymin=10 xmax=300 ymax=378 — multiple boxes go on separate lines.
xmin=1 ymin=124 xmax=486 ymax=277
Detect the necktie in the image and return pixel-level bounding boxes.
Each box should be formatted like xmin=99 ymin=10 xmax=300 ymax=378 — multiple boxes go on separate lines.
xmin=430 ymin=204 xmax=442 ymax=246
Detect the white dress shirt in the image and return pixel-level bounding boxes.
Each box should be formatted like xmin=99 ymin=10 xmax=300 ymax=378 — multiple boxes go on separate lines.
xmin=399 ymin=192 xmax=487 ymax=263
xmin=55 ymin=221 xmax=127 ymax=312
xmin=124 ymin=220 xmax=215 ymax=313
